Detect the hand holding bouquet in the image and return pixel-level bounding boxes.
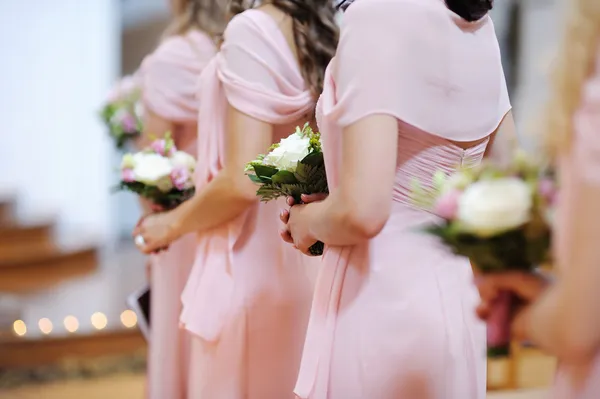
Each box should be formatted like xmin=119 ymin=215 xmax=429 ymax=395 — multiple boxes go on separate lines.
xmin=115 ymin=133 xmax=196 ymax=210
xmin=101 ymin=75 xmax=144 ymax=149
xmin=412 ymin=151 xmax=556 ymax=357
xmin=245 ymin=123 xmax=328 ymax=255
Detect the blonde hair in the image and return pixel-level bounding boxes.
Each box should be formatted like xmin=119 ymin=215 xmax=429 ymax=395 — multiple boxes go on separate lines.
xmin=162 ymin=0 xmax=228 ymax=41
xmin=544 ymin=0 xmax=600 ymax=153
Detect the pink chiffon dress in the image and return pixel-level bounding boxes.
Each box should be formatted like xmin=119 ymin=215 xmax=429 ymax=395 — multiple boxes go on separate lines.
xmin=140 ymin=29 xmax=216 ymax=399
xmin=294 ymin=0 xmax=510 ymax=398
xmin=180 ymin=10 xmax=318 ymax=398
xmin=550 ymin=47 xmax=600 ymax=398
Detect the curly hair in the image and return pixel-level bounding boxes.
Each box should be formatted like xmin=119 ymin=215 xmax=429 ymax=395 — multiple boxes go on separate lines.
xmin=228 ymin=0 xmax=339 ymax=100
xmin=162 ymin=0 xmax=229 ymax=41
xmin=544 ymin=0 xmax=600 ymax=153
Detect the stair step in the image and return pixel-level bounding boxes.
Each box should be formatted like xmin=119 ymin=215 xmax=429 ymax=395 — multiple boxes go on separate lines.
xmin=0 ymin=199 xmax=13 ymax=223
xmin=0 ymin=246 xmax=98 ymax=293
xmin=0 ymin=220 xmax=54 ymax=253
xmin=0 ymin=329 xmax=145 ymax=368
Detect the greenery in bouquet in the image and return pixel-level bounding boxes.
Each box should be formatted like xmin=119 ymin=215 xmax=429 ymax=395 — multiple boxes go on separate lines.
xmin=115 ymin=133 xmax=196 ymax=210
xmin=245 ymin=123 xmax=328 ymax=255
xmin=101 ymin=75 xmax=143 ymax=149
xmin=411 ymin=151 xmax=556 ymax=273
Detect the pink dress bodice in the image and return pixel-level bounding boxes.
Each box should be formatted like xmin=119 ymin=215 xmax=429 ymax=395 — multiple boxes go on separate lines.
xmin=551 ymin=47 xmax=600 ymax=399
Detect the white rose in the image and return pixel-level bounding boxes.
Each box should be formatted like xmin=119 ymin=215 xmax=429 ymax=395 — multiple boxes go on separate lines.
xmin=170 ymin=151 xmax=196 ymax=171
xmin=457 ymin=177 xmax=532 ymax=236
xmin=133 ymin=153 xmax=173 ymax=185
xmin=155 ymin=176 xmax=174 ymax=193
xmin=134 ymin=101 xmax=144 ymax=119
xmin=262 ymin=133 xmax=310 ymax=171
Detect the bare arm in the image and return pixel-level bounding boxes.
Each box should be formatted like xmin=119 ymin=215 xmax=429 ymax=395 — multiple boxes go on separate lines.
xmin=301 ymin=115 xmax=398 ymax=246
xmin=168 ymin=105 xmax=272 ymax=237
xmin=527 ymin=162 xmax=600 ymax=362
xmin=136 ymin=109 xmax=175 ymax=150
xmin=483 ymin=110 xmax=518 ymax=163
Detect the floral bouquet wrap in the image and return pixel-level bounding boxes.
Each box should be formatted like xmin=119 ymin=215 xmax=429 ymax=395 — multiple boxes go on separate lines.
xmin=412 ymin=151 xmax=556 ymax=357
xmin=115 ymin=133 xmax=196 ymax=210
xmin=245 ymin=123 xmax=328 ymax=256
xmin=101 ymin=75 xmax=143 ymax=149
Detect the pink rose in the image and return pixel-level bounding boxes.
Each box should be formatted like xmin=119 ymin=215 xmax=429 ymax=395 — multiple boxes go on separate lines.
xmin=122 ymin=114 xmax=137 ymax=133
xmin=434 ymin=189 xmax=461 ymax=220
xmin=538 ymin=178 xmax=556 ymax=205
xmin=121 ymin=168 xmax=136 ymax=183
xmin=170 ymin=167 xmax=191 ymax=190
xmin=150 ymin=139 xmax=176 ymax=157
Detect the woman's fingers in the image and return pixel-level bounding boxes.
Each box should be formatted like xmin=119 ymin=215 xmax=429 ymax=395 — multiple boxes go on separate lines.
xmin=280 ymin=228 xmax=294 ymax=244
xmin=300 ymin=193 xmax=328 ymax=203
xmin=280 ymin=209 xmax=290 ymax=224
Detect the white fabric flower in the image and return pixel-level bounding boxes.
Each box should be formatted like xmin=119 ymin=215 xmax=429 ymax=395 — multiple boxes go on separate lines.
xmin=457 ymin=177 xmax=532 ymax=236
xmin=132 ymin=153 xmax=173 ymax=185
xmin=170 ymin=151 xmax=196 ymax=171
xmin=262 ymin=132 xmax=310 ymax=171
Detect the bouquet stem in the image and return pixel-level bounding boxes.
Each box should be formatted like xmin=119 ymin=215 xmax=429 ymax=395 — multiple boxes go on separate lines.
xmin=486 ymin=290 xmax=516 ymax=358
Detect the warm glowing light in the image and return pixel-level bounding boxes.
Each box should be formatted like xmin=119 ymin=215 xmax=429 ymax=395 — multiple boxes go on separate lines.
xmin=120 ymin=310 xmax=137 ymax=328
xmin=38 ymin=318 xmax=53 ymax=335
xmin=91 ymin=312 xmax=108 ymax=330
xmin=63 ymin=315 xmax=79 ymax=333
xmin=13 ymin=320 xmax=27 ymax=336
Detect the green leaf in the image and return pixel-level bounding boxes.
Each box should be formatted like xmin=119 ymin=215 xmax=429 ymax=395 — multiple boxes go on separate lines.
xmin=301 ymin=151 xmax=324 ymax=167
xmin=272 ymin=170 xmax=298 ymax=184
xmin=253 ymin=164 xmax=278 ymax=179
xmin=248 ymin=174 xmax=263 ymax=183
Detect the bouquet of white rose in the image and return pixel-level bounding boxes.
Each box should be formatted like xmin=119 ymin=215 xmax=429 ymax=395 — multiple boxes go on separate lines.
xmin=115 ymin=133 xmax=196 ymax=209
xmin=245 ymin=123 xmax=328 ymax=255
xmin=101 ymin=75 xmax=143 ymax=149
xmin=411 ymin=151 xmax=556 ymax=358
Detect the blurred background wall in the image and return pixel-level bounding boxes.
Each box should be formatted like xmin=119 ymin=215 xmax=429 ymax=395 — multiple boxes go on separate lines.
xmin=0 ymin=0 xmax=121 ymax=243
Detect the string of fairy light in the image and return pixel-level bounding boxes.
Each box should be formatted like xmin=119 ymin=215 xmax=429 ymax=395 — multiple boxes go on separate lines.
xmin=12 ymin=310 xmax=138 ymax=337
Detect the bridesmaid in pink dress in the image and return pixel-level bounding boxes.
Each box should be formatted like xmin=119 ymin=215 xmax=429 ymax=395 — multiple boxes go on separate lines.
xmin=474 ymin=1 xmax=600 ymax=397
xmin=282 ymin=0 xmax=513 ymax=397
xmin=136 ymin=1 xmax=225 ymax=398
xmin=133 ymin=3 xmax=338 ymax=398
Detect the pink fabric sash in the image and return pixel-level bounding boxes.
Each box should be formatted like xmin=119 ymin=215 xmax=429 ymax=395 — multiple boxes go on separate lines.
xmin=180 ymin=10 xmax=313 ymax=342
xmin=141 ymin=30 xmax=216 ymax=122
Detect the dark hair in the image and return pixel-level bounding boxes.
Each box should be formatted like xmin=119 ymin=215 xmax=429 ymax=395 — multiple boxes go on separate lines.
xmin=163 ymin=0 xmax=228 ymax=40
xmin=444 ymin=0 xmax=493 ymax=22
xmin=229 ymin=0 xmax=339 ymax=100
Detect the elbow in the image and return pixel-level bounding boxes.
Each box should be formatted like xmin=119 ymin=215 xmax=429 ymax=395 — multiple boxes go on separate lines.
xmin=339 ymin=204 xmax=389 ymax=240
xmin=553 ymin=327 xmax=600 ymax=364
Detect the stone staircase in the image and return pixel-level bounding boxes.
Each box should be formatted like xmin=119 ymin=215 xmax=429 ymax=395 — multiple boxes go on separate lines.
xmin=0 ymin=196 xmax=146 ymax=372
xmin=0 ymin=198 xmax=98 ymax=293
